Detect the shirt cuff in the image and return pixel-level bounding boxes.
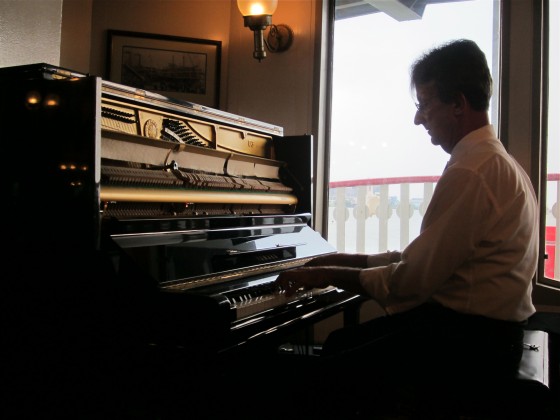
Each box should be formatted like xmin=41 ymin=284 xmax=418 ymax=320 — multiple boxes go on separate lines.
xmin=359 ymin=264 xmax=395 ymax=306
xmin=366 ymin=251 xmax=401 ymax=267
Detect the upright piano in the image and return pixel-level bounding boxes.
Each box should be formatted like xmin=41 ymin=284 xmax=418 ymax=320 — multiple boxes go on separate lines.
xmin=1 ymin=63 xmax=361 ymax=371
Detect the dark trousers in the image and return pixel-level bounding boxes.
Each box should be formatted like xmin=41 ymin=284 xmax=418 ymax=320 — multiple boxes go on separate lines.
xmin=299 ymin=303 xmax=525 ymax=418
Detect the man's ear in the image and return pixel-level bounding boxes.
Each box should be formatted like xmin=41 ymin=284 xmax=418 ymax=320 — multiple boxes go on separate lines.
xmin=453 ymin=93 xmax=468 ymax=116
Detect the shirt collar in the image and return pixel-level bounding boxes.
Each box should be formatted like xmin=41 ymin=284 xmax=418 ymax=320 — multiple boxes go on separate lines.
xmin=447 ymin=124 xmax=497 ymax=167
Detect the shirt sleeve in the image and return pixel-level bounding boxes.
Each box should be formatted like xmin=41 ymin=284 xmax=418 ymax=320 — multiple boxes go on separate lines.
xmin=366 ymin=251 xmax=401 ymax=267
xmin=359 ymin=168 xmax=494 ymax=313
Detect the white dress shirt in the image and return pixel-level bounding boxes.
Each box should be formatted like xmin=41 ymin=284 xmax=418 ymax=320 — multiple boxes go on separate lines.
xmin=359 ymin=125 xmax=538 ymax=322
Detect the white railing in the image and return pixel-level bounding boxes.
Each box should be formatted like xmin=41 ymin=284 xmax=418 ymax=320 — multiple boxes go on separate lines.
xmin=327 ymin=174 xmax=559 ymax=281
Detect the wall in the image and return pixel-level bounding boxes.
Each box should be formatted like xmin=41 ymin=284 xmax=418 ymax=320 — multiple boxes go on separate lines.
xmin=0 ymin=0 xmax=63 ymax=67
xmin=86 ymin=0 xmax=233 ymax=116
xmin=60 ymin=0 xmax=93 ymax=73
xmin=226 ymin=0 xmax=318 ymax=136
xmin=83 ymin=0 xmax=317 ymax=137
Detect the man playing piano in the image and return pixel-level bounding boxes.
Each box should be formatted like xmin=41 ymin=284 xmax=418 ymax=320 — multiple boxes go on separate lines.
xmin=275 ymin=39 xmax=538 ymax=417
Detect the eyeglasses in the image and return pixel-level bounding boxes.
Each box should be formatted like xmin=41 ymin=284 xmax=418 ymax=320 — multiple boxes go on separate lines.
xmin=414 ymin=95 xmax=437 ymax=114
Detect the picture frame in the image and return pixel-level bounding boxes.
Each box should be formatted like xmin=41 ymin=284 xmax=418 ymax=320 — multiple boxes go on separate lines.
xmin=106 ymin=30 xmax=221 ymax=108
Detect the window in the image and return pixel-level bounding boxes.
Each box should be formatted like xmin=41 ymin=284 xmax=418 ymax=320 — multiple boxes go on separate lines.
xmin=543 ymin=0 xmax=559 ymax=283
xmin=327 ymin=0 xmax=499 ymax=253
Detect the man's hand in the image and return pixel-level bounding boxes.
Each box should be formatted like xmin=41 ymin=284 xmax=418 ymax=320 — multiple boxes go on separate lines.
xmin=275 ymin=265 xmax=366 ymax=297
xmin=275 ymin=267 xmax=328 ymax=297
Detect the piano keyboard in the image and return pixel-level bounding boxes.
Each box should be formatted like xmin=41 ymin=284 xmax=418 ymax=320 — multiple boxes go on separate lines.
xmin=222 ymin=275 xmax=335 ymax=320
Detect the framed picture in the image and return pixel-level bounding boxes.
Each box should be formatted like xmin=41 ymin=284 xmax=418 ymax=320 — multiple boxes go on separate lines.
xmin=106 ymin=30 xmax=221 ymax=108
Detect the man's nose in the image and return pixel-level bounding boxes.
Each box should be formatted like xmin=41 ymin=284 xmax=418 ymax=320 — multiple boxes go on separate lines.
xmin=413 ymin=111 xmax=424 ymax=125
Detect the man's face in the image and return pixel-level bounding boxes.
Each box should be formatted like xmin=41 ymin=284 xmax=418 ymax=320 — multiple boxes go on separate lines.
xmin=413 ymin=82 xmax=460 ymax=154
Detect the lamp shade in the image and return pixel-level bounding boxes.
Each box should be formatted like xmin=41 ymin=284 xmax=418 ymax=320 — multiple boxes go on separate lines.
xmin=237 ymin=0 xmax=278 ymax=17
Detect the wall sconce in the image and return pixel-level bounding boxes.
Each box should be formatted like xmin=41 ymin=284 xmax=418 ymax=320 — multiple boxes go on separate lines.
xmin=237 ymin=0 xmax=294 ymax=62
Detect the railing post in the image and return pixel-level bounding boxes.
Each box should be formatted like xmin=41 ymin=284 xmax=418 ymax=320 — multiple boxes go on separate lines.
xmin=355 ymin=186 xmax=367 ymax=253
xmin=422 ymin=182 xmax=434 ymax=216
xmin=378 ymin=184 xmax=390 ymax=252
xmin=399 ymin=183 xmax=410 ymax=248
xmin=335 ymin=187 xmax=347 ymax=252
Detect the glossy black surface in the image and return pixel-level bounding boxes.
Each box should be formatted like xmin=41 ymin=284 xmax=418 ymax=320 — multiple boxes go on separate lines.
xmin=1 ymin=64 xmax=352 ymax=357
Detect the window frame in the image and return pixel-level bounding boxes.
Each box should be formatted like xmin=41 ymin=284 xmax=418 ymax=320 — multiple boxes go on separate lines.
xmin=535 ymin=0 xmax=559 ymax=293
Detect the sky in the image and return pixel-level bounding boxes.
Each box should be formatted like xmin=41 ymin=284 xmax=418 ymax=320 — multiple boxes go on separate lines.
xmin=329 ymin=0 xmax=559 ymax=184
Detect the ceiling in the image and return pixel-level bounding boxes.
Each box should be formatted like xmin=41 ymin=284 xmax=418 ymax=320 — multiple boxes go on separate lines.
xmin=334 ymin=0 xmax=470 ymax=21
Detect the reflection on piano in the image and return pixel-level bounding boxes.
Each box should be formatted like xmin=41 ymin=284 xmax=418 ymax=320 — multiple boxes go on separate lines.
xmin=1 ymin=63 xmax=362 ymax=363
